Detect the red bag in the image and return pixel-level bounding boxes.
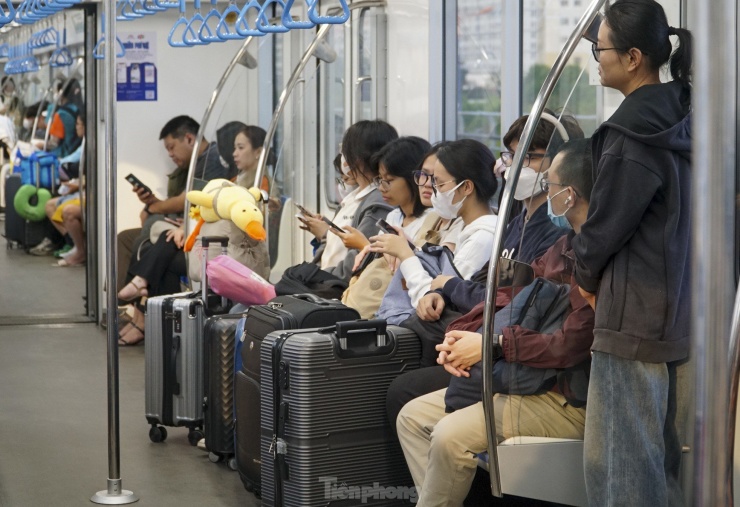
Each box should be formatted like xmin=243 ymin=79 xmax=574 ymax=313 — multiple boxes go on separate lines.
xmin=206 ymin=254 xmax=276 ymax=306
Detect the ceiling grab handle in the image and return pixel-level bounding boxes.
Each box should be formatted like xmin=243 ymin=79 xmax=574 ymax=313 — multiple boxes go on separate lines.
xmin=256 ymin=0 xmax=289 ymax=34
xmin=234 ymin=0 xmax=264 ymax=37
xmin=283 ymin=0 xmax=316 ymax=30
xmin=253 ymin=23 xmax=332 ymax=195
xmin=307 ymin=0 xmax=348 ymax=25
xmin=478 ymin=0 xmax=605 ymax=498
xmin=199 ymin=0 xmax=224 ymax=43
xmin=183 ymin=35 xmax=256 ymax=252
xmin=167 ymin=0 xmax=191 ymax=48
xmin=183 ymin=0 xmax=207 ymax=46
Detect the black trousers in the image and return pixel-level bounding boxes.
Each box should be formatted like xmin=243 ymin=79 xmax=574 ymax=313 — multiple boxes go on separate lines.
xmin=126 ymin=233 xmax=186 ymax=298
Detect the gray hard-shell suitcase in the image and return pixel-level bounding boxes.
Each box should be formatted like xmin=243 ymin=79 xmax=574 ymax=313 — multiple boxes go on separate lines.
xmin=260 ymin=320 xmax=421 ymax=506
xmin=145 ymin=236 xmax=230 ymax=445
xmin=235 ymin=294 xmax=360 ymax=496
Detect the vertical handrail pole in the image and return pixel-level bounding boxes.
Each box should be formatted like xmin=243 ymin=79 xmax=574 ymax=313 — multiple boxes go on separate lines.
xmin=691 ymin=0 xmax=737 ymax=504
xmin=479 ymin=0 xmax=605 ymax=497
xmin=91 ymin=0 xmax=138 ymax=502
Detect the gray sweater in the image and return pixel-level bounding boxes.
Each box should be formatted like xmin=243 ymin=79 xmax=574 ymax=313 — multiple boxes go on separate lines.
xmin=312 ymin=187 xmax=391 ymax=282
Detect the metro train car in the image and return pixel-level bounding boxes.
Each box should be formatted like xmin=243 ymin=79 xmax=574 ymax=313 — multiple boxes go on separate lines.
xmin=0 ymin=0 xmax=736 ymax=506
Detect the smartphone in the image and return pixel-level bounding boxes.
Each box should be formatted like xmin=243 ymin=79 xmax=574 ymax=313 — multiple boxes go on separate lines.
xmin=294 ymin=203 xmax=315 ymax=218
xmin=322 ymin=216 xmax=347 ymax=234
xmin=376 ymin=219 xmax=398 ymax=235
xmin=125 ymin=173 xmax=152 ymax=195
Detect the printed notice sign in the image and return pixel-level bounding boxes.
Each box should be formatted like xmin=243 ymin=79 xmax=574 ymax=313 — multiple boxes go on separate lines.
xmin=117 ymin=32 xmax=157 ymax=102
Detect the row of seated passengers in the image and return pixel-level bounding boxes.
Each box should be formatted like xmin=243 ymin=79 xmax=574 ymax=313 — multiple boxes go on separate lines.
xmin=114 ymin=111 xmax=592 ymax=505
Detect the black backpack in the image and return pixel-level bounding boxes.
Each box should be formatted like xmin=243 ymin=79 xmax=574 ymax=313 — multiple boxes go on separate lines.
xmin=274 ymin=262 xmax=348 ymax=300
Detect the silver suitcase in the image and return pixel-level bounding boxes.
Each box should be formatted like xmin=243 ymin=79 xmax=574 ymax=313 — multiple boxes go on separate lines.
xmin=145 ymin=236 xmax=229 ymax=445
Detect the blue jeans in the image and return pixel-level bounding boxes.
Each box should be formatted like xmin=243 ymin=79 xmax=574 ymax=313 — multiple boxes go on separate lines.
xmin=584 ymin=351 xmax=684 ymax=506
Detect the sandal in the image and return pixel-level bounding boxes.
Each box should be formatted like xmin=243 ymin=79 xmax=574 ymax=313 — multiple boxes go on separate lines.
xmin=118 ymin=278 xmax=149 ymax=302
xmin=118 ymin=321 xmax=145 ymax=347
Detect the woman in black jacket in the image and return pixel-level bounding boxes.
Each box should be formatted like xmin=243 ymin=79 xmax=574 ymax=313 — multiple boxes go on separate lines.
xmin=571 ymin=1 xmax=692 ymax=505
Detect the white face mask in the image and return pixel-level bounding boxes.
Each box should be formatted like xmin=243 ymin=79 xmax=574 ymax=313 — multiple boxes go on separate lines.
xmin=22 ymin=118 xmax=32 ymax=130
xmin=504 ymin=166 xmax=544 ymax=201
xmin=340 ymin=154 xmax=352 ymax=176
xmin=337 ymin=182 xmax=357 ymax=201
xmin=431 ymin=181 xmax=466 ymax=219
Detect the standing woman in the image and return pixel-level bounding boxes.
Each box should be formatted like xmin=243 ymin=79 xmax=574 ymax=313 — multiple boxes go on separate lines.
xmin=572 ymin=1 xmax=692 ymax=505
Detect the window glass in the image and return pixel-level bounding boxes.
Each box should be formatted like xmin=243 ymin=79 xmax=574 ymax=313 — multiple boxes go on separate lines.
xmin=456 ymin=1 xmax=504 ymax=152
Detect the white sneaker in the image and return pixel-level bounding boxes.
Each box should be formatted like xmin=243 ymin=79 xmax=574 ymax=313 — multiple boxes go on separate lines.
xmin=29 ymin=237 xmax=55 ymax=256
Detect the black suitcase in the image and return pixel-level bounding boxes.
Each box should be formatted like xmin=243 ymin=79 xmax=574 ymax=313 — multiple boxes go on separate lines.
xmin=3 ymin=173 xmax=45 ymax=250
xmin=261 ymin=320 xmax=421 ymax=506
xmin=235 ymin=294 xmax=360 ymax=496
xmin=203 ymin=312 xmax=246 ymax=468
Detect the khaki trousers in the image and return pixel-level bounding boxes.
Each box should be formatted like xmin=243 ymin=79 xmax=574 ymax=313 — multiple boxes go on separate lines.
xmin=396 ymin=388 xmax=586 ymax=507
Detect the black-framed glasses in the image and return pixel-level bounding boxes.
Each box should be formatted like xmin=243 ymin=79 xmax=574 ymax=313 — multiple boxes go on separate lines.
xmin=500 ymin=151 xmax=546 ymax=168
xmin=413 ymin=170 xmax=435 ymax=187
xmin=373 ymin=176 xmax=394 ymax=190
xmin=591 ymin=42 xmax=627 ymax=62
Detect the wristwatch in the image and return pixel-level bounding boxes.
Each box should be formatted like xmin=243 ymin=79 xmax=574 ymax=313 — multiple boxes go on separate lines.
xmin=492 ymin=334 xmax=504 ymax=359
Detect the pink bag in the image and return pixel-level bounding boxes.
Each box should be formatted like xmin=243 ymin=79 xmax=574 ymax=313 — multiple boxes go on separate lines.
xmin=206 ymin=255 xmax=276 ymax=306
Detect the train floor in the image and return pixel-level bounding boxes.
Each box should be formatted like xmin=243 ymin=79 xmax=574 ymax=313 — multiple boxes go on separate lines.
xmin=0 ymin=217 xmax=561 ymax=507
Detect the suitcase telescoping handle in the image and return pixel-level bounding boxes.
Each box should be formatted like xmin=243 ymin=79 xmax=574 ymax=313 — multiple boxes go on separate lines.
xmin=200 ymin=236 xmax=229 ymax=309
xmin=328 ymin=319 xmax=391 ymax=356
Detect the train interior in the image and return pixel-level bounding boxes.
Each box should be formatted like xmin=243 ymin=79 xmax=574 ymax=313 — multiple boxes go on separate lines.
xmin=0 ymin=0 xmax=736 ymax=506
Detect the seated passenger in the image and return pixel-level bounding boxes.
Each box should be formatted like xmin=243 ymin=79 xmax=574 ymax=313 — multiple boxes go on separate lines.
xmin=46 ymin=79 xmax=84 ymax=158
xmin=286 ymin=120 xmax=399 ymax=285
xmin=384 ymin=112 xmax=584 ymax=431
xmin=370 ymin=139 xmax=499 ymax=324
xmin=396 ymin=138 xmax=595 ymax=507
xmin=116 ymin=115 xmax=234 ymax=294
xmin=28 ymin=110 xmax=86 ymax=259
xmin=341 ymin=136 xmax=434 ymax=317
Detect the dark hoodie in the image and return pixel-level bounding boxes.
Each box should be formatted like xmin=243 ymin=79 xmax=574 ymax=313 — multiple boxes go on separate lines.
xmin=572 ymin=81 xmax=691 ymax=363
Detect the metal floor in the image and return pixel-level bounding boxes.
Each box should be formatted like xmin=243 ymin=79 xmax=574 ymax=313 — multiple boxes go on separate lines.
xmin=0 ymin=223 xmax=259 ymax=507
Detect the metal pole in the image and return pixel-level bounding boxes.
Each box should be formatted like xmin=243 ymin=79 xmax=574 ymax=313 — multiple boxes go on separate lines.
xmin=91 ymin=1 xmax=138 ymax=503
xmin=253 ymin=23 xmax=331 ymax=190
xmin=691 ymin=0 xmax=736 ymax=504
xmin=478 ymin=0 xmax=604 ymax=497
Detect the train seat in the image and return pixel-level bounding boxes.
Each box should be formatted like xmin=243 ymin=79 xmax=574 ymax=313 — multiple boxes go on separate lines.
xmin=477 ymin=437 xmax=587 ymax=507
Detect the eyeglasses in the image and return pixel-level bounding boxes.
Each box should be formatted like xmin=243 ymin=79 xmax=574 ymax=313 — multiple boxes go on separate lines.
xmin=500 ymin=151 xmax=546 ymax=168
xmin=540 ymin=179 xmax=569 ymax=194
xmin=413 ymin=170 xmax=436 ymax=187
xmin=591 ymin=43 xmax=626 ymax=62
xmin=432 ymin=178 xmax=458 ymax=192
xmin=373 ymin=176 xmax=396 ymax=190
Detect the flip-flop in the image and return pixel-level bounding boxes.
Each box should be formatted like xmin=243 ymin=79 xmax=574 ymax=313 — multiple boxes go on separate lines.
xmin=118 ymin=322 xmax=145 ymax=347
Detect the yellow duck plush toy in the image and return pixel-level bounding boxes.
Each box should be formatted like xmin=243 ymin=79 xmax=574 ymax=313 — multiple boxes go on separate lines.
xmin=184 ymin=178 xmax=266 ymax=252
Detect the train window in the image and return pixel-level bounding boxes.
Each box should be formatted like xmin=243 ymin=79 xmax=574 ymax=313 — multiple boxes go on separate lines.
xmin=455 ymin=1 xmax=504 ymax=152
xmin=354 ymin=6 xmax=388 ymax=123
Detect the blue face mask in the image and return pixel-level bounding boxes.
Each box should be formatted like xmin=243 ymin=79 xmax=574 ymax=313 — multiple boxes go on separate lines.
xmin=547 ymin=187 xmax=572 ymax=229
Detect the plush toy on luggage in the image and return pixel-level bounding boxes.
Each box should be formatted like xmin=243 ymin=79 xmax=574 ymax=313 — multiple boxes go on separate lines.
xmin=184 ymin=179 xmax=266 ymax=252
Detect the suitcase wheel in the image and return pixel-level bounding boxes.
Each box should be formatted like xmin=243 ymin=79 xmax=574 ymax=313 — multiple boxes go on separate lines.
xmin=149 ymin=425 xmax=168 ymax=443
xmin=227 ymin=457 xmax=238 ymax=472
xmin=187 ymin=429 xmax=204 ymax=446
xmin=208 ymin=452 xmax=223 ymax=464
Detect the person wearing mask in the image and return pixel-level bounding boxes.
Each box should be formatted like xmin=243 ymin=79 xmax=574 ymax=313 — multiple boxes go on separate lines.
xmin=572 ymin=1 xmax=692 ymax=504
xmin=396 ymin=138 xmax=596 ymax=507
xmin=370 ymin=139 xmax=498 ymax=323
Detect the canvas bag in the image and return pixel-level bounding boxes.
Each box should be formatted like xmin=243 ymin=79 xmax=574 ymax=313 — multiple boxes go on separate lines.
xmin=376 ymin=244 xmax=461 ymax=325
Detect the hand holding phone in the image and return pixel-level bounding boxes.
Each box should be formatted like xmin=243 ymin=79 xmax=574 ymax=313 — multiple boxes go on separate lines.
xmin=125 ymin=173 xmax=152 ymax=196
xmin=376 ymin=219 xmax=399 ymax=235
xmin=294 ymin=203 xmax=315 ymax=218
xmin=323 ymin=216 xmax=347 ymax=234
